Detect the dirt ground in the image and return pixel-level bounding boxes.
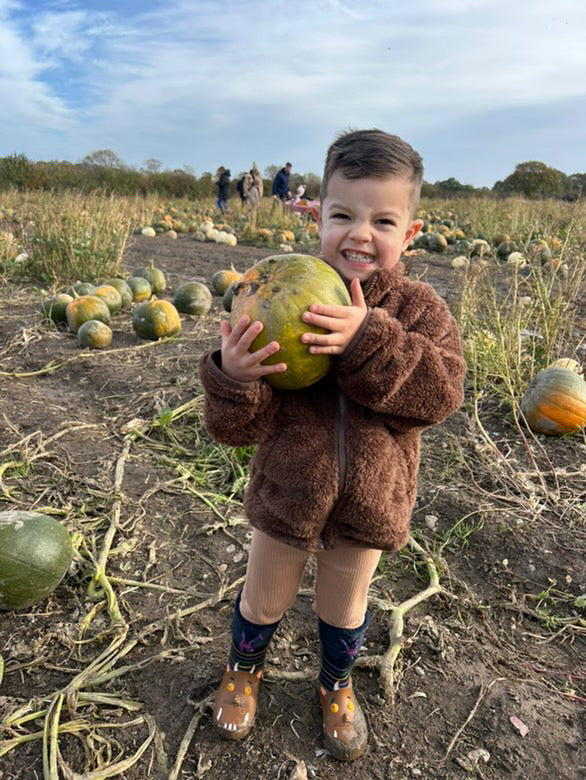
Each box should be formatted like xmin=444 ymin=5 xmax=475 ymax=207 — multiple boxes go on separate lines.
xmin=0 ymin=233 xmax=584 ymax=780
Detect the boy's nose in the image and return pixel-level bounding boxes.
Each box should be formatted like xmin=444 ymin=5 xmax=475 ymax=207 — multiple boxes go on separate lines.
xmin=348 ymin=220 xmax=371 ymax=241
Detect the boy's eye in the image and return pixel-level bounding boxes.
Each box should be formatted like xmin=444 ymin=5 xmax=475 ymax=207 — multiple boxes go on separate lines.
xmin=377 ymin=218 xmax=394 ymax=226
xmin=332 ymin=212 xmax=349 ymax=219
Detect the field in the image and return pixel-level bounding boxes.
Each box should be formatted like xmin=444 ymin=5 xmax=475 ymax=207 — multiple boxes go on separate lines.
xmin=0 ymin=193 xmax=585 ymax=779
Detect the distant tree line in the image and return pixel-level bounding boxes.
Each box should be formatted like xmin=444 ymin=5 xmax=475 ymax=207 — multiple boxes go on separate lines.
xmin=0 ymin=151 xmax=583 ymax=201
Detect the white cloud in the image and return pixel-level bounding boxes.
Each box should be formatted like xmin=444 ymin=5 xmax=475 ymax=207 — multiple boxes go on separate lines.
xmin=0 ymin=0 xmax=585 ymax=182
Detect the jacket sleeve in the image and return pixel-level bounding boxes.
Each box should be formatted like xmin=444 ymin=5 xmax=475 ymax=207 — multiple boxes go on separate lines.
xmin=335 ymin=284 xmax=466 ymax=431
xmin=198 ymin=350 xmax=281 ymax=445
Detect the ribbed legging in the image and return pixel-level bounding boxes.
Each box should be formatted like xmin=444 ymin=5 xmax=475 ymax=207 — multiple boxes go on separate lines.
xmin=240 ymin=529 xmax=382 ymax=629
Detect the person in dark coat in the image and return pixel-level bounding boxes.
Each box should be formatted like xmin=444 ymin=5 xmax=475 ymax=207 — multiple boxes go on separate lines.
xmin=215 ymin=167 xmax=231 ymax=214
xmin=271 ymin=162 xmax=292 ymax=200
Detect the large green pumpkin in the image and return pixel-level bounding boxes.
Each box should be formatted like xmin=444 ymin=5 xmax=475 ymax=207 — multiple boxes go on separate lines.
xmin=0 ymin=511 xmax=72 ymax=609
xmin=230 ymin=254 xmax=351 ymax=390
xmin=174 ymin=281 xmax=212 ymax=316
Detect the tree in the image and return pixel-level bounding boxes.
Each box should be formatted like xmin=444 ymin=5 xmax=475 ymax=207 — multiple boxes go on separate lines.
xmin=264 ymin=164 xmax=280 ymax=181
xmin=494 ymin=161 xmax=566 ymax=199
xmin=143 ymin=158 xmax=162 ymax=173
xmin=566 ymin=173 xmax=586 ymax=200
xmin=81 ymin=149 xmax=126 ymax=169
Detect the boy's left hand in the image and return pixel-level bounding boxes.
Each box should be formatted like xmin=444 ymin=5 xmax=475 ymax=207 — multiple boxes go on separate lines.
xmin=301 ymin=277 xmax=367 ymax=355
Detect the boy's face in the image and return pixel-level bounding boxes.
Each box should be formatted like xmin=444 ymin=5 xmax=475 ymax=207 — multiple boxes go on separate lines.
xmin=318 ymin=172 xmax=422 ymax=284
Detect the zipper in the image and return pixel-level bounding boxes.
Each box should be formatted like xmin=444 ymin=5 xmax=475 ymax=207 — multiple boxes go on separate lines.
xmin=337 ymin=391 xmax=347 ymax=496
xmin=319 ymin=390 xmax=347 ymax=550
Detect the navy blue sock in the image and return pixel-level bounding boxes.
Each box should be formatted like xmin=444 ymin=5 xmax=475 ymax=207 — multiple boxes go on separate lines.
xmin=318 ymin=613 xmax=368 ymax=691
xmin=228 ymin=592 xmax=280 ymax=673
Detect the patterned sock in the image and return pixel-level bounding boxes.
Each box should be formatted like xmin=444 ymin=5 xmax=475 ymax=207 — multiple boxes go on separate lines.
xmin=318 ymin=613 xmax=368 ymax=691
xmin=228 ymin=592 xmax=280 ymax=673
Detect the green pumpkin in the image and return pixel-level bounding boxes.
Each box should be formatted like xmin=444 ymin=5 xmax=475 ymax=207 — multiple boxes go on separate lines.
xmin=66 ymin=281 xmax=96 ymax=297
xmin=132 ymin=298 xmax=181 ymax=340
xmin=222 ymin=283 xmax=237 ymax=312
xmin=230 ymin=254 xmax=351 ymax=390
xmin=127 ymin=276 xmax=152 ymax=302
xmin=174 ymin=281 xmax=212 ymax=316
xmin=0 ymin=511 xmax=72 ymax=609
xmin=103 ymin=278 xmax=133 ymax=308
xmin=77 ymin=319 xmax=113 ymax=349
xmin=93 ymin=284 xmax=123 ymax=314
xmin=133 ymin=261 xmax=166 ymax=293
xmin=427 ymin=233 xmax=449 ymax=253
xmin=41 ymin=293 xmax=74 ymax=323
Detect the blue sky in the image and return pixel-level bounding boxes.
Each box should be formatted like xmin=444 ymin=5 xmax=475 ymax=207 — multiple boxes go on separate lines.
xmin=1 ymin=0 xmax=585 ymax=187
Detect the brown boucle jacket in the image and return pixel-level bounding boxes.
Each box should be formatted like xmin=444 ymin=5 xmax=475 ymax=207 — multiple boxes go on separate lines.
xmin=199 ymin=263 xmax=466 ymax=553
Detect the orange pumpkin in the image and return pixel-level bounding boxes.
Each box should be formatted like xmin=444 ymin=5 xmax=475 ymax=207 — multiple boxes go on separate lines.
xmin=211 ymin=269 xmax=243 ymax=295
xmin=520 ymin=366 xmax=586 ymax=435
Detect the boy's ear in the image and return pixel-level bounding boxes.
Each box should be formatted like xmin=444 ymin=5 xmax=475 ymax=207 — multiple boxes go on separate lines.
xmin=403 ymin=218 xmax=423 ymax=246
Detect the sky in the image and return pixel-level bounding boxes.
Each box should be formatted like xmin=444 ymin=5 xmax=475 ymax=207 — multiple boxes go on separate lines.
xmin=1 ymin=0 xmax=585 ymax=188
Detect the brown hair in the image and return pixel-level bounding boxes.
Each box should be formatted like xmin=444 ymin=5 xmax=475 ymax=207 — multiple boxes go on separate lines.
xmin=320 ymin=128 xmax=424 ymax=213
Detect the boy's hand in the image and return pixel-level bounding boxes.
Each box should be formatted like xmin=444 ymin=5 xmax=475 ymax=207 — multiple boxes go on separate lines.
xmin=220 ymin=316 xmax=287 ymax=383
xmin=301 ymin=278 xmax=367 ymax=355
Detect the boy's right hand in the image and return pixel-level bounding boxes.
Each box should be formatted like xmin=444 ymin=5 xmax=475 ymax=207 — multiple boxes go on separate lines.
xmin=220 ymin=316 xmax=287 ymax=383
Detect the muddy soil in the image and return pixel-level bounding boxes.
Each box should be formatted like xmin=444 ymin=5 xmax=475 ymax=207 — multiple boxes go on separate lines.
xmin=0 ymin=234 xmax=584 ymax=780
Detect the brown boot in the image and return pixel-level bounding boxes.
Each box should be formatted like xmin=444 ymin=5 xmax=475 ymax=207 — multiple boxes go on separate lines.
xmin=211 ymin=666 xmax=262 ymax=740
xmin=319 ymin=678 xmax=368 ymax=761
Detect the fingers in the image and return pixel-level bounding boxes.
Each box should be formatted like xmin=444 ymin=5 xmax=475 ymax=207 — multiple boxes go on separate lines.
xmin=221 ymin=315 xmax=288 ymax=382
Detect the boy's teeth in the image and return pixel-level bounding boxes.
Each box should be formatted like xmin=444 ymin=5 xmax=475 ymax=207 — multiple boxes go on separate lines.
xmin=345 ymin=251 xmax=372 ymax=263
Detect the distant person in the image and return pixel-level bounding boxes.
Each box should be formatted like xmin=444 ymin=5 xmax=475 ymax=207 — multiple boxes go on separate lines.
xmin=236 ymin=173 xmax=249 ymax=203
xmin=271 ymin=162 xmax=292 ymax=201
xmin=247 ymin=165 xmax=263 ymax=212
xmin=214 ymin=166 xmax=231 ymax=214
xmin=291 ymin=184 xmax=307 ymax=203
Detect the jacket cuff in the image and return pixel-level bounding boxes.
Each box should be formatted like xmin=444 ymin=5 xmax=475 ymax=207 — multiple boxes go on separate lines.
xmin=199 ymin=350 xmax=263 ymax=402
xmin=337 ymin=308 xmax=400 ymax=374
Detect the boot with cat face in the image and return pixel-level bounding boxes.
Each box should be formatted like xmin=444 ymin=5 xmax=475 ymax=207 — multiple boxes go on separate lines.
xmin=212 ymin=665 xmax=262 ymax=740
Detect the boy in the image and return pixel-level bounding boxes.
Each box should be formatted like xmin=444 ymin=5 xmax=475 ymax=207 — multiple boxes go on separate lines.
xmin=198 ymin=129 xmax=466 ymax=761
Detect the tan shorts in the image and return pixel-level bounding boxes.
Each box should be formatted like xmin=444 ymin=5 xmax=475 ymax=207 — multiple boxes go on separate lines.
xmin=240 ymin=529 xmax=382 ymax=629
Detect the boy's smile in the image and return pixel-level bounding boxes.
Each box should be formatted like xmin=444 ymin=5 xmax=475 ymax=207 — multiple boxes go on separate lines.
xmin=318 ymin=172 xmax=422 ymax=283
